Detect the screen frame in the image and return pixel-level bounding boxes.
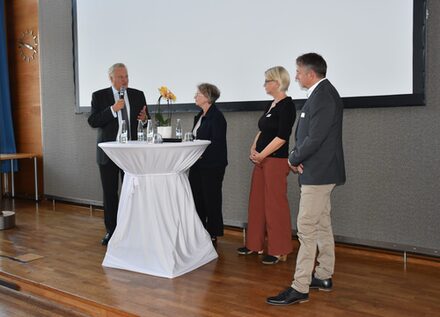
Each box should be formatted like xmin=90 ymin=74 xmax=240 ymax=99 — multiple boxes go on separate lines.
xmin=72 ymin=0 xmax=426 ymax=113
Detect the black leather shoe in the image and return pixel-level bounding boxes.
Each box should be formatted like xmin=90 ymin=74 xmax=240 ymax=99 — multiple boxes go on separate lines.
xmin=101 ymin=233 xmax=111 ymax=246
xmin=211 ymin=236 xmax=217 ymax=247
xmin=310 ymin=276 xmax=333 ymax=291
xmin=266 ymin=287 xmax=309 ymax=306
xmin=262 ymin=254 xmax=287 ymax=265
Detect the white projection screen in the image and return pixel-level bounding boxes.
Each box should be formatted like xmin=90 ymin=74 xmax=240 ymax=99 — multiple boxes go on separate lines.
xmin=73 ymin=0 xmax=426 ymax=112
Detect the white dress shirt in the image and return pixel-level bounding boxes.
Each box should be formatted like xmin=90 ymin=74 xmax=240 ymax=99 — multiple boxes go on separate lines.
xmin=111 ymin=86 xmax=131 ymax=141
xmin=110 ymin=86 xmax=131 ymax=126
xmin=307 ymin=78 xmax=327 ymax=98
xmin=192 ymin=115 xmax=203 ymax=137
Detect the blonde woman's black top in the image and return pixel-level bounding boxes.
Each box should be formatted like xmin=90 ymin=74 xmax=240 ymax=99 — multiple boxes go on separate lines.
xmin=256 ymin=96 xmax=296 ymax=158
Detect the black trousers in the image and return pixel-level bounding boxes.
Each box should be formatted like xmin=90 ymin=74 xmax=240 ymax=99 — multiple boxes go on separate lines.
xmin=189 ymin=166 xmax=226 ymax=237
xmin=98 ymin=160 xmax=124 ymax=235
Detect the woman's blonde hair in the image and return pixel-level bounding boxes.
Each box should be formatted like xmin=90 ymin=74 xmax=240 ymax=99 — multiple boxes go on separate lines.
xmin=265 ymin=66 xmax=290 ymax=92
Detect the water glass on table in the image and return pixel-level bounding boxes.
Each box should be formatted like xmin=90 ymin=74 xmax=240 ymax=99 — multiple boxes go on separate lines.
xmin=153 ymin=133 xmax=163 ymax=144
xmin=183 ymin=132 xmax=194 ymax=142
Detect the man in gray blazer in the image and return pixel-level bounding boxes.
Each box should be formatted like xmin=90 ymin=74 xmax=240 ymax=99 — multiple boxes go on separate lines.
xmin=267 ymin=53 xmax=346 ymax=306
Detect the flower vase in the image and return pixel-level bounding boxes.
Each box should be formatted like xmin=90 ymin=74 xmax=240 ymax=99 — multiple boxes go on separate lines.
xmin=157 ymin=126 xmax=172 ymax=138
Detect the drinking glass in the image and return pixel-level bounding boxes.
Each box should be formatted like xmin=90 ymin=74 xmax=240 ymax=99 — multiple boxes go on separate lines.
xmin=153 ymin=133 xmax=163 ymax=144
xmin=183 ymin=132 xmax=194 ymax=142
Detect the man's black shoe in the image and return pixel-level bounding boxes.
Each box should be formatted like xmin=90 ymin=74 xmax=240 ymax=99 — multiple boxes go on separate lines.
xmin=101 ymin=233 xmax=111 ymax=246
xmin=266 ymin=287 xmax=309 ymax=306
xmin=310 ymin=276 xmax=333 ymax=291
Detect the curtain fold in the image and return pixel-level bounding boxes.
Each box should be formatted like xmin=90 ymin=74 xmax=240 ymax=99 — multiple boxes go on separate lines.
xmin=0 ymin=0 xmax=17 ymax=172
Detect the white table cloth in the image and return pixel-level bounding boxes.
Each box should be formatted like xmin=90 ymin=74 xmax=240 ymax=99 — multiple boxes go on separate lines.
xmin=98 ymin=140 xmax=217 ymax=278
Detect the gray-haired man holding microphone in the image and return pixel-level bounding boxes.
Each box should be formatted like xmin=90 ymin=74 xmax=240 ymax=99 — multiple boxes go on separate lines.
xmin=88 ymin=63 xmax=149 ymax=245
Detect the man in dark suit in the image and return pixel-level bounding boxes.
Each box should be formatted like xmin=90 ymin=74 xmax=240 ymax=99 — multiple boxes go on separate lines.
xmin=267 ymin=53 xmax=346 ymax=305
xmin=88 ymin=63 xmax=149 ymax=245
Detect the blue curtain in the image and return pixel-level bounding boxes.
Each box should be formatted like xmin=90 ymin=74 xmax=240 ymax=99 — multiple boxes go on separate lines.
xmin=0 ymin=0 xmax=17 ymax=173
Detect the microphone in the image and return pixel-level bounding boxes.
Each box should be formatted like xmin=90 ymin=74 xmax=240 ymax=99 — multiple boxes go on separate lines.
xmin=119 ymin=86 xmax=126 ymax=100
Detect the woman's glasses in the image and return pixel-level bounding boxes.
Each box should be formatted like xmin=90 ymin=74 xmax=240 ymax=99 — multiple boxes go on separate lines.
xmin=264 ymin=79 xmax=276 ymax=85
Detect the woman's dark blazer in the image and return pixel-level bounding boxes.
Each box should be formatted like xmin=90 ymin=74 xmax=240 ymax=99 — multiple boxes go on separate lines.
xmin=192 ymin=104 xmax=228 ymax=169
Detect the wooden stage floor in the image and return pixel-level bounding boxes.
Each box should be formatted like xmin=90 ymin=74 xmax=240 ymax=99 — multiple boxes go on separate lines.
xmin=0 ymin=198 xmax=439 ymax=317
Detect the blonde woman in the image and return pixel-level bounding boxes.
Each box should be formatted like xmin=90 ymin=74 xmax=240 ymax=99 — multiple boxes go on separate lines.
xmin=237 ymin=66 xmax=296 ymax=264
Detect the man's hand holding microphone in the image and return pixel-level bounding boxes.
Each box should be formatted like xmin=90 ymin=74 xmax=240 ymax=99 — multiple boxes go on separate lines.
xmin=112 ymin=86 xmax=126 ymax=112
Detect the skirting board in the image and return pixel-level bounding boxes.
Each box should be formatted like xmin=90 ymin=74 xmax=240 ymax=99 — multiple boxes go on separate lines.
xmin=45 ymin=195 xmax=103 ymax=208
xmin=233 ymin=221 xmax=439 ymax=258
xmin=45 ymin=196 xmax=439 ymax=258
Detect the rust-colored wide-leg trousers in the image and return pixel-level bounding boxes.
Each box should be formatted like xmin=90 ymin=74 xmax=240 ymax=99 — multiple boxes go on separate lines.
xmin=245 ymin=157 xmax=292 ymax=255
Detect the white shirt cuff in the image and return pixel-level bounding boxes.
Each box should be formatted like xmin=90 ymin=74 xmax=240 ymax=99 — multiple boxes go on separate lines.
xmin=110 ymin=106 xmax=117 ymax=118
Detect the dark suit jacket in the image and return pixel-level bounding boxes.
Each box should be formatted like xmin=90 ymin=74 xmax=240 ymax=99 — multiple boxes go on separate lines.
xmin=88 ymin=87 xmax=148 ymax=165
xmin=192 ymin=104 xmax=228 ymax=169
xmin=288 ymin=79 xmax=346 ymax=185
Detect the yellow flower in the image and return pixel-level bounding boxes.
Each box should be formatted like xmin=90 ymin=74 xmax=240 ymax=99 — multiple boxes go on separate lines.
xmin=168 ymin=92 xmax=176 ymax=101
xmin=159 ymin=86 xmax=168 ymax=97
xmin=156 ymin=86 xmax=176 ymax=126
xmin=158 ymin=86 xmax=176 ymax=101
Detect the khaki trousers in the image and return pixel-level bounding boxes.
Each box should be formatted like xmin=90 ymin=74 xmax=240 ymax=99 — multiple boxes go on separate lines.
xmin=291 ymin=184 xmax=336 ymax=294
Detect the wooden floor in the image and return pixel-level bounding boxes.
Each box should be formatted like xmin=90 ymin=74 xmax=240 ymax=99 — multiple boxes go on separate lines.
xmin=0 ymin=285 xmax=88 ymax=317
xmin=0 ymin=198 xmax=439 ymax=317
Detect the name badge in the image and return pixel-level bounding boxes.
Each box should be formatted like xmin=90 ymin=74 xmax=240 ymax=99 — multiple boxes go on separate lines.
xmin=301 ymin=112 xmax=306 ymax=118
xmin=266 ymin=114 xmax=272 ymax=117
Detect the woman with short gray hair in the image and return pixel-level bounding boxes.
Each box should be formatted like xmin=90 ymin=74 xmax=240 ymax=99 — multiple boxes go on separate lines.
xmin=189 ymin=83 xmax=227 ymax=246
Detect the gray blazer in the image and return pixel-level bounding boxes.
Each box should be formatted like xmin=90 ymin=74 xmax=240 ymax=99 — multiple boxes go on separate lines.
xmin=288 ymin=79 xmax=346 ymax=185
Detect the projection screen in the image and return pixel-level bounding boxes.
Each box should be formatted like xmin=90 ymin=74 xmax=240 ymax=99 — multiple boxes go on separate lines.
xmin=73 ymin=0 xmax=426 ymax=112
